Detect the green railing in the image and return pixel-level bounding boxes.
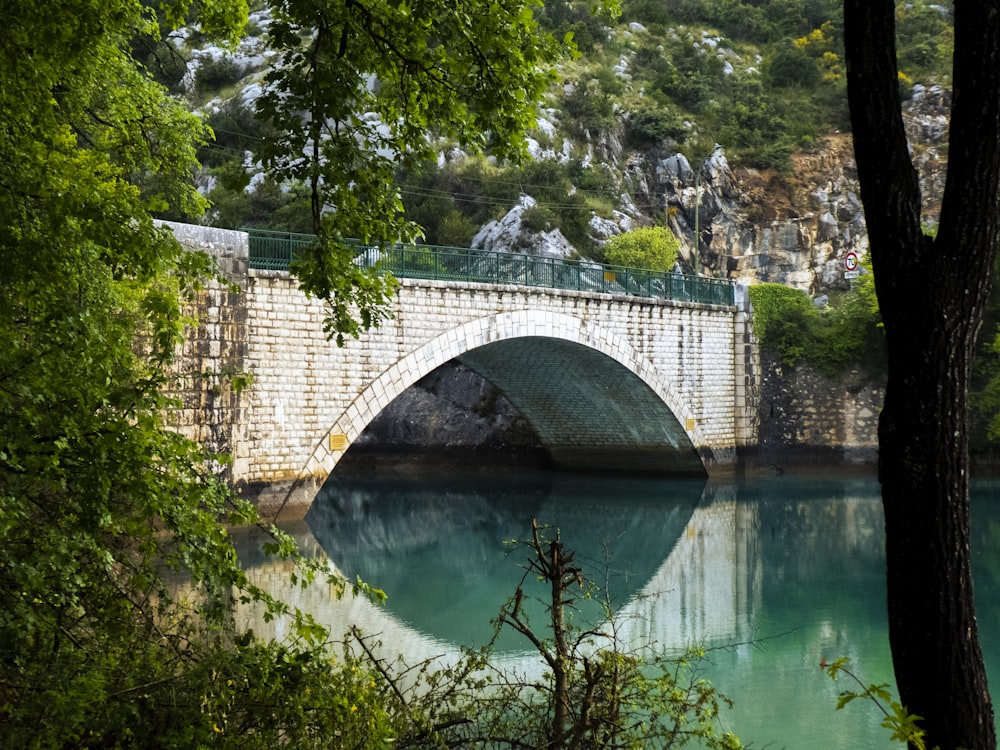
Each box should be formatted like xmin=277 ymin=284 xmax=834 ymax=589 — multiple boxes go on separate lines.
xmin=246 ymin=228 xmax=736 ymax=306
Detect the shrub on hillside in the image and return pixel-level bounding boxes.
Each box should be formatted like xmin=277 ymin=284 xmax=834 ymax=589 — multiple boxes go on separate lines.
xmin=604 ymin=226 xmax=680 ymax=271
xmin=749 ymin=281 xmax=885 ymax=376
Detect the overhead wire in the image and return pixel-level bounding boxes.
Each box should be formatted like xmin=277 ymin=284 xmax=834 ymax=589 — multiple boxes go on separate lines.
xmin=200 ymin=128 xmax=670 ymax=214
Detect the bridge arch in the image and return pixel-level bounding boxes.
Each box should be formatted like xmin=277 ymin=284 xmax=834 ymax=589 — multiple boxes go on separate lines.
xmin=299 ymin=308 xmax=706 ymax=484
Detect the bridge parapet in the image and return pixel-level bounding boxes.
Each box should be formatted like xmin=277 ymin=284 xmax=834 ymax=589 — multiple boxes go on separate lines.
xmin=246 ymin=228 xmax=737 ymax=306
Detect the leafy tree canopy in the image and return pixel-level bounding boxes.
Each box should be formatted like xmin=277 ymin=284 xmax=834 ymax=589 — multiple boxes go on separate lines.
xmin=255 ymin=0 xmax=582 ymax=342
xmin=0 ymin=0 xmax=627 ymax=743
xmin=0 ymin=0 xmax=372 ymax=744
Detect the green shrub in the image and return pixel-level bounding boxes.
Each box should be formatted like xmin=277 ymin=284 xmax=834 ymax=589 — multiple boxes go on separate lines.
xmin=628 ymin=105 xmax=689 ymax=148
xmin=604 ymin=226 xmax=680 ymax=271
xmin=521 ymin=204 xmax=561 ymax=233
xmin=564 ymin=78 xmax=616 ymax=133
xmin=896 ymin=1 xmax=955 ymax=82
xmin=437 ymin=210 xmax=477 ymax=246
xmin=749 ymin=283 xmax=817 ymax=366
xmin=194 ymin=56 xmax=245 ymax=97
xmin=766 ymin=42 xmax=821 ymax=89
xmin=749 ymin=281 xmax=885 ymax=376
xmin=653 ymin=42 xmax=725 ymax=114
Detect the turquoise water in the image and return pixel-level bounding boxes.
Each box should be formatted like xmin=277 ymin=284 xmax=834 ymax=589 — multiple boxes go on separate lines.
xmin=239 ymin=472 xmax=1000 ymax=749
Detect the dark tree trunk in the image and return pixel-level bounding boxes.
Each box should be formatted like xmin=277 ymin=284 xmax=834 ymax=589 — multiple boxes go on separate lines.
xmin=844 ymin=2 xmax=1000 ymax=748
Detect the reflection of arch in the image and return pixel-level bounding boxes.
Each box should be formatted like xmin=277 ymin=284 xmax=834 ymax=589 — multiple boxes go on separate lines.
xmin=237 ymin=482 xmax=757 ymax=670
xmin=302 ymin=310 xmax=705 ymax=483
xmin=614 ymin=496 xmax=761 ymax=650
xmin=304 ymin=472 xmax=704 ymax=649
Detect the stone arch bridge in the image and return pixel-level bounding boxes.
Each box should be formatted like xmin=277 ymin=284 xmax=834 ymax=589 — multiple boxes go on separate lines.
xmin=165 ymin=223 xmax=759 ymax=517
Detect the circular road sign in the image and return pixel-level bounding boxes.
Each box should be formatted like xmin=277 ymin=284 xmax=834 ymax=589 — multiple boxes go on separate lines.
xmin=844 ymin=252 xmax=859 ymax=272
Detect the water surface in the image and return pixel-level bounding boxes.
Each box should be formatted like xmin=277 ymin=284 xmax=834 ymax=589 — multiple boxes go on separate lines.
xmin=236 ymin=472 xmax=1000 ymax=749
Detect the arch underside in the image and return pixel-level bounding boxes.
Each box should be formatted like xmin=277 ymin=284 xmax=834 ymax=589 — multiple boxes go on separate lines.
xmin=457 ymin=337 xmax=705 ymax=476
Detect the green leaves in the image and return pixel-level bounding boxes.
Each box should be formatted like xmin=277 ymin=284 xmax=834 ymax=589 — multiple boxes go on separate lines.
xmin=256 ymin=0 xmax=567 ymax=342
xmin=604 ymin=225 xmax=681 ymax=272
xmin=823 ymin=657 xmax=933 ymax=749
xmin=0 ymin=2 xmax=371 ymax=747
xmin=748 ymin=281 xmax=886 ymax=375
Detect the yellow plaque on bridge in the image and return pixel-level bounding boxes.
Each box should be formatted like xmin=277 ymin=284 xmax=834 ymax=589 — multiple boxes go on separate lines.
xmin=329 ymin=433 xmax=349 ymax=451
xmin=685 ymin=418 xmax=696 ymax=431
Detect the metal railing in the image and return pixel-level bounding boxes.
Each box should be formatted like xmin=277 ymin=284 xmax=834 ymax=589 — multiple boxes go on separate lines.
xmin=246 ymin=229 xmax=735 ymax=306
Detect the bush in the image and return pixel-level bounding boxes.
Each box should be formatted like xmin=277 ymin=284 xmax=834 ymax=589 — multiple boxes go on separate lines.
xmin=437 ymin=210 xmax=477 ymax=247
xmin=194 ymin=55 xmax=245 ymax=97
xmin=520 ymin=204 xmax=561 ymax=233
xmin=749 ymin=281 xmax=885 ymax=375
xmin=337 ymin=525 xmax=745 ymax=749
xmin=628 ymin=106 xmax=689 ymax=148
xmin=564 ymin=78 xmax=616 ymax=133
xmin=653 ymin=42 xmax=725 ymax=114
xmin=604 ymin=226 xmax=680 ymax=271
xmin=766 ymin=42 xmax=821 ymax=89
xmin=749 ymin=283 xmax=817 ymax=366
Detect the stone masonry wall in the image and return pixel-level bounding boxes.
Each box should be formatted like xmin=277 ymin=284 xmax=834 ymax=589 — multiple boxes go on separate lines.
xmin=756 ymin=354 xmax=883 ymax=471
xmin=241 ymin=277 xmax=751 ymax=514
xmin=163 ymin=223 xmax=250 ymax=484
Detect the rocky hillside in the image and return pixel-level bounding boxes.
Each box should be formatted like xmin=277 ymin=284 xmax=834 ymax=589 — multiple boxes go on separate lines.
xmin=156 ymin=3 xmax=957 ymax=467
xmin=473 ymin=82 xmax=950 ymax=296
xmin=175 ymin=4 xmax=952 ymax=300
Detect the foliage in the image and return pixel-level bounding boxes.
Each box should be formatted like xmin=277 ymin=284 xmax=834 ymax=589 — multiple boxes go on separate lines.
xmin=0 ymin=1 xmax=384 ymax=746
xmin=255 ymin=0 xmax=567 ymax=344
xmin=767 ymin=40 xmax=822 ymax=89
xmin=521 ymin=204 xmax=563 ymax=233
xmin=895 ymin=1 xmax=955 ymax=84
xmin=627 ymin=105 xmax=689 ymax=148
xmin=623 ymin=0 xmax=841 ymax=44
xmin=194 ymin=55 xmax=247 ymax=98
xmin=183 ymin=0 xmax=953 ymax=249
xmin=650 ymin=39 xmax=727 ymax=115
xmin=485 ymin=523 xmax=743 ymax=749
xmin=748 ymin=280 xmax=885 ymax=376
xmin=565 ymin=77 xmax=619 ymax=134
xmin=537 ymin=0 xmax=620 ymax=54
xmin=604 ymin=226 xmax=680 ymax=271
xmin=336 ymin=523 xmax=744 ymax=749
xmin=748 ymin=284 xmax=818 ymax=366
xmin=398 ymin=155 xmax=615 ymax=255
xmin=822 ymin=658 xmax=934 ymax=749
xmin=437 ymin=210 xmax=479 ymax=247
xmin=4 ymin=0 xmax=743 ymax=745
xmin=717 ymin=73 xmax=798 ymax=170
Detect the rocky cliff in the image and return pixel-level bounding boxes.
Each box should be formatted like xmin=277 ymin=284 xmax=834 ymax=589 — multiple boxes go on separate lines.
xmin=473 ymin=83 xmax=950 ymax=298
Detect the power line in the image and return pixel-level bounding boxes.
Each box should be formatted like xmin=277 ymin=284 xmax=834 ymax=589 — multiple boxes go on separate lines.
xmin=198 ymin=144 xmax=668 ymax=214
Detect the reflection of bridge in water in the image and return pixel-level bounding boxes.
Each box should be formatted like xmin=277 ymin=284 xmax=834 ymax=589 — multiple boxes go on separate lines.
xmin=232 ymin=478 xmax=762 ymax=669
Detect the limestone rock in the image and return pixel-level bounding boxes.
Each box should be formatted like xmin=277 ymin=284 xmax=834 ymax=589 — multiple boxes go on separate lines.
xmin=471 ymin=195 xmax=577 ymax=258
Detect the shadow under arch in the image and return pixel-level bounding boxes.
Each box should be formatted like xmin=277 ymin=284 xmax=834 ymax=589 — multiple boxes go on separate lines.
xmin=303 ymin=471 xmax=707 ymax=650
xmin=334 ymin=309 xmax=702 ymax=467
xmin=268 ymin=309 xmax=707 ymax=521
xmin=455 ymin=335 xmax=703 ymax=474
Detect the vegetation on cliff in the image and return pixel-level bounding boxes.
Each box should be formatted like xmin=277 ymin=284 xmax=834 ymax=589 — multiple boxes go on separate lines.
xmin=749 ymin=272 xmax=883 ymax=378
xmin=189 ymin=1 xmax=955 ymax=254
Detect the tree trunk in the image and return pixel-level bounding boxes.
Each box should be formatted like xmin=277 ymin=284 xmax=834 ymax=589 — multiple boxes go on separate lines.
xmin=844 ymin=2 xmax=999 ymax=748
